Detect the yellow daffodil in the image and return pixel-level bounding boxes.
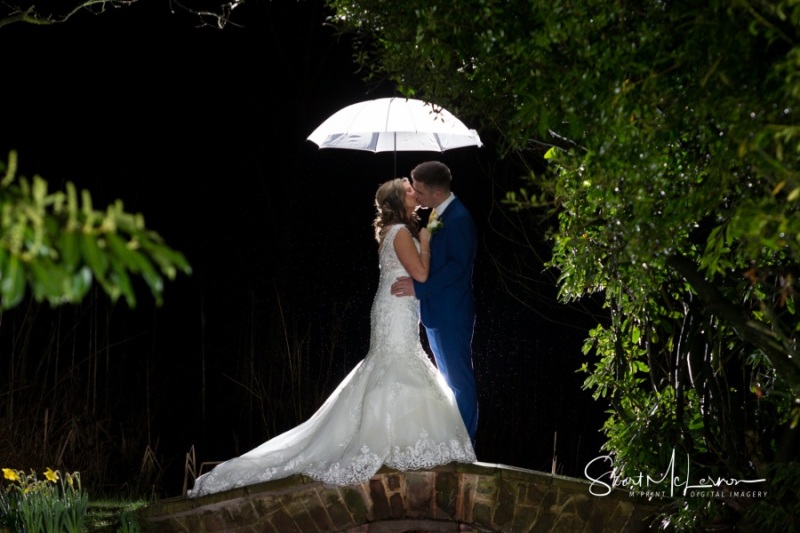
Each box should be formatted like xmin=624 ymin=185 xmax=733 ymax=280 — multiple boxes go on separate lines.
xmin=2 ymin=468 xmax=20 ymax=481
xmin=44 ymin=467 xmax=59 ymax=482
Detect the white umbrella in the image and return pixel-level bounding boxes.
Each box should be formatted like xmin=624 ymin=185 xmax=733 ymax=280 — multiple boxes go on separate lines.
xmin=307 ymin=97 xmax=482 ymax=174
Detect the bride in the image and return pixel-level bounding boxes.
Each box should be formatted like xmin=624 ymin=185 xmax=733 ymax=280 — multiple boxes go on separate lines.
xmin=188 ymin=177 xmax=476 ymax=497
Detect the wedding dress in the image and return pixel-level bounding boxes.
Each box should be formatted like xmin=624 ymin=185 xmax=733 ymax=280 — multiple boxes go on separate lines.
xmin=188 ymin=224 xmax=476 ymax=497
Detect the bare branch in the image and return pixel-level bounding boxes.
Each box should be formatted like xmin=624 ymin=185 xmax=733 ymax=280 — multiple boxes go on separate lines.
xmin=0 ymin=0 xmax=248 ymax=29
xmin=0 ymin=0 xmax=135 ymax=28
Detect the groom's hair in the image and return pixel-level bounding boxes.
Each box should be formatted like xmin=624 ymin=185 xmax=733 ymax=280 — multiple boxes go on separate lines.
xmin=411 ymin=161 xmax=452 ymax=192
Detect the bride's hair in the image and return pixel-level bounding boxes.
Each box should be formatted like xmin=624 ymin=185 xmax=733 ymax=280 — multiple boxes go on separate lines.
xmin=373 ymin=178 xmax=419 ymax=243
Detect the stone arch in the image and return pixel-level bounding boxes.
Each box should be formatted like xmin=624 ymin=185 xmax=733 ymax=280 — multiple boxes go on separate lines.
xmin=141 ymin=463 xmax=660 ymax=532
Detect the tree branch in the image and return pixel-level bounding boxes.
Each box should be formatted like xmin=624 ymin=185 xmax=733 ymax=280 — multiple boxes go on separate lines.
xmin=0 ymin=0 xmax=246 ymax=29
xmin=666 ymin=253 xmax=800 ymax=396
xmin=0 ymin=1 xmax=135 ymax=28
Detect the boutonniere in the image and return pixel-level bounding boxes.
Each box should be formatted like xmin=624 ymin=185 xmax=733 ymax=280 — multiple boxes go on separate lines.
xmin=427 ymin=219 xmax=444 ymax=234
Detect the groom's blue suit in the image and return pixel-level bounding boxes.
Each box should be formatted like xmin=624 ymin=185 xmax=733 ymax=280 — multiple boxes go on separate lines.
xmin=413 ymin=196 xmax=478 ymax=440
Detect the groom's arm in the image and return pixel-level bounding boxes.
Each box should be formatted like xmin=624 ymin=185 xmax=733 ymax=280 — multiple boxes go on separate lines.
xmin=413 ymin=213 xmax=476 ymax=299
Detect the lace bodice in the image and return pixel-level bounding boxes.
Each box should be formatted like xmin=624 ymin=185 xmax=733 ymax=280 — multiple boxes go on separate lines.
xmin=188 ymin=224 xmax=475 ymax=497
xmin=371 ymin=224 xmax=423 ymax=355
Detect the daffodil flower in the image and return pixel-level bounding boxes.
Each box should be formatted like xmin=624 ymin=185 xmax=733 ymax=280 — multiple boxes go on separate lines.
xmin=2 ymin=468 xmax=20 ymax=481
xmin=44 ymin=467 xmax=59 ymax=482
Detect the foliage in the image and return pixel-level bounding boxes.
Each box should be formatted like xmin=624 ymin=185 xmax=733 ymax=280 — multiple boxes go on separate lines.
xmin=84 ymin=499 xmax=147 ymax=532
xmin=0 ymin=468 xmax=88 ymax=533
xmin=0 ymin=0 xmax=238 ymax=29
xmin=0 ymin=150 xmax=190 ymax=310
xmin=1 ymin=468 xmax=149 ymax=532
xmin=747 ymin=461 xmax=800 ymax=531
xmin=328 ymin=0 xmax=800 ymax=529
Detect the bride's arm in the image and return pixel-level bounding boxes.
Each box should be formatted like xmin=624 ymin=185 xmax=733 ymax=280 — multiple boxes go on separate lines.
xmin=394 ymin=227 xmax=431 ymax=282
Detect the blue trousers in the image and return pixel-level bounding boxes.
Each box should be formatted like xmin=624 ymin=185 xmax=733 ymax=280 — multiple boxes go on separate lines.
xmin=426 ymin=324 xmax=478 ymax=441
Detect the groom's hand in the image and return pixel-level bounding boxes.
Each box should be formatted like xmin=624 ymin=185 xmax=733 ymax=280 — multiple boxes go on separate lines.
xmin=391 ymin=276 xmax=415 ymax=298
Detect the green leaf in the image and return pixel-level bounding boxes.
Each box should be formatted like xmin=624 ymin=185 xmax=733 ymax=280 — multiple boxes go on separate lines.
xmin=109 ymin=262 xmax=136 ymax=308
xmin=66 ymin=267 xmax=93 ymax=302
xmin=1 ymin=254 xmax=25 ymax=309
xmin=79 ymin=231 xmax=108 ymax=281
xmin=105 ymin=232 xmax=141 ymax=273
xmin=29 ymin=259 xmax=62 ymax=303
xmin=60 ymin=230 xmax=80 ymax=271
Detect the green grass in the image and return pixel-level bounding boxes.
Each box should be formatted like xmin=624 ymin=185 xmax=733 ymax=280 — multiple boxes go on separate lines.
xmin=84 ymin=499 xmax=148 ymax=533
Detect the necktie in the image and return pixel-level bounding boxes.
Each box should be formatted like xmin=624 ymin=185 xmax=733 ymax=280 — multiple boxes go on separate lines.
xmin=430 ymin=209 xmax=438 ymax=223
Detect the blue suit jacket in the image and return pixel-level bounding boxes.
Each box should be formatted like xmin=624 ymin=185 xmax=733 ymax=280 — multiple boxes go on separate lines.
xmin=413 ymin=197 xmax=477 ymax=329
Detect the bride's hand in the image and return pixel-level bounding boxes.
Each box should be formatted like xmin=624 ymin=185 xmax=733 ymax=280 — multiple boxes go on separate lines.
xmin=419 ymin=228 xmax=431 ymax=247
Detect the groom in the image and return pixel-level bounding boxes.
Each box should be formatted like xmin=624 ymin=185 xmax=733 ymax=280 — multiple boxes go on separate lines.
xmin=391 ymin=161 xmax=478 ymax=442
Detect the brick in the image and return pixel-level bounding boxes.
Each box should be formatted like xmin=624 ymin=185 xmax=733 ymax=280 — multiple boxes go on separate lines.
xmin=404 ymin=472 xmax=433 ymax=517
xmin=323 ymin=488 xmax=355 ymax=530
xmin=142 ymin=464 xmax=661 ymax=533
xmin=369 ymin=477 xmax=392 ymax=520
xmin=388 ymin=492 xmax=405 ymax=518
xmin=386 ymin=472 xmax=402 ymax=491
xmin=267 ymin=507 xmax=302 ymax=533
xmin=305 ymin=491 xmax=335 ymax=529
xmin=471 ymin=501 xmax=492 ymax=527
xmin=491 ymin=479 xmax=517 ymax=527
xmin=341 ymin=485 xmax=369 ymax=524
xmin=434 ymin=472 xmax=459 ymax=517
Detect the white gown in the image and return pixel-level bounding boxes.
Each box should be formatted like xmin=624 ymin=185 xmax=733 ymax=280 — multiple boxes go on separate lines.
xmin=188 ymin=224 xmax=476 ymax=497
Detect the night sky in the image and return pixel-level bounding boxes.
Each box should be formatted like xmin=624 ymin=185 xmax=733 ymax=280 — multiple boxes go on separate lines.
xmin=2 ymin=0 xmax=607 ymax=495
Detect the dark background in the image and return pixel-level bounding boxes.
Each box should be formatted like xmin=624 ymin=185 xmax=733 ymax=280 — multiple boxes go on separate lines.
xmin=1 ymin=0 xmax=606 ymax=495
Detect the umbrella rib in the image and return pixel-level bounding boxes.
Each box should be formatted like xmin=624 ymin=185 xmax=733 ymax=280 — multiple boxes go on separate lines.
xmin=385 ymin=98 xmax=394 ymax=132
xmin=386 ymin=97 xmax=407 ymax=133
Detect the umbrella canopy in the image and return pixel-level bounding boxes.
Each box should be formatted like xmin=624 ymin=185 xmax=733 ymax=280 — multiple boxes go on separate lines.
xmin=307 ymin=97 xmax=483 ymax=153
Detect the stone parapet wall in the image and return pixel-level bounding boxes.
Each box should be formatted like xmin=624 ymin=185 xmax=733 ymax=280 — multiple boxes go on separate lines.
xmin=140 ymin=462 xmax=663 ymax=532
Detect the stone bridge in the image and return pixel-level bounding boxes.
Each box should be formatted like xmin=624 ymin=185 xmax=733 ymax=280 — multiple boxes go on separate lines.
xmin=140 ymin=462 xmax=664 ymax=532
